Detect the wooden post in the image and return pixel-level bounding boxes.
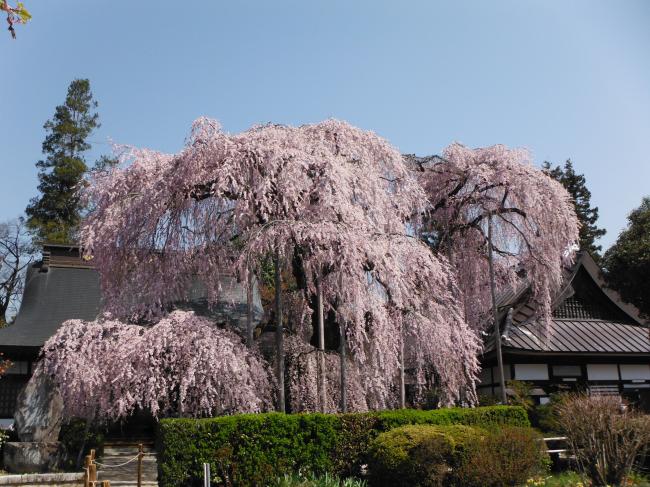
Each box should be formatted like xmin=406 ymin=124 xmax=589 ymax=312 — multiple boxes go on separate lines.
xmin=399 ymin=335 xmax=406 ymax=409
xmin=316 ymin=278 xmax=326 ymax=413
xmin=274 ymin=250 xmax=285 ymax=413
xmin=338 ymin=271 xmax=347 ymax=413
xmin=90 ymin=449 xmax=96 ymax=462
xmin=137 ymin=443 xmax=144 ymax=487
xmin=102 ymin=482 xmax=111 ymax=487
xmin=84 ymin=467 xmax=90 ymax=487
xmin=488 ymin=214 xmax=507 ymax=404
xmin=246 ymin=268 xmax=255 ymax=348
xmin=339 ymin=322 xmax=347 ymax=413
xmin=84 ymin=455 xmax=92 ymax=469
xmin=89 ymin=463 xmax=97 ymax=483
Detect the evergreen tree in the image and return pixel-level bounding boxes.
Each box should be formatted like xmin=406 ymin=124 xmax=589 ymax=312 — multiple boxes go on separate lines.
xmin=25 ymin=79 xmax=100 ymax=243
xmin=603 ymin=197 xmax=650 ymax=319
xmin=543 ymin=159 xmax=606 ymax=258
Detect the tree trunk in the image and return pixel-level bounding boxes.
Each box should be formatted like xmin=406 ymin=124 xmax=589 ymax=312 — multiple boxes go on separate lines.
xmin=275 ymin=251 xmax=285 ymax=412
xmin=399 ymin=335 xmax=406 ymax=409
xmin=339 ymin=323 xmax=347 ymax=413
xmin=487 ymin=214 xmax=507 ymax=404
xmin=316 ymin=279 xmax=326 ymax=413
xmin=246 ymin=269 xmax=254 ymax=348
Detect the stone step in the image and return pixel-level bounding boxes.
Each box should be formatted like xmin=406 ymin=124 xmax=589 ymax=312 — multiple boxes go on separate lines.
xmin=99 ymin=454 xmax=158 ymax=462
xmin=99 ymin=483 xmax=159 ymax=487
xmin=97 ymin=445 xmax=159 ymax=486
xmin=103 ymin=445 xmax=156 ymax=456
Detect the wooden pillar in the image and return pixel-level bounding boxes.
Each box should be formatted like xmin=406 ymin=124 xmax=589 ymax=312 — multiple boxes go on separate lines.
xmin=246 ymin=269 xmax=255 ymax=348
xmin=275 ymin=250 xmax=285 ymax=412
xmin=316 ymin=278 xmax=326 ymax=412
xmin=137 ymin=443 xmax=144 ymax=487
xmin=339 ymin=322 xmax=347 ymax=413
xmin=488 ymin=214 xmax=507 ymax=404
xmin=399 ymin=334 xmax=406 ymax=409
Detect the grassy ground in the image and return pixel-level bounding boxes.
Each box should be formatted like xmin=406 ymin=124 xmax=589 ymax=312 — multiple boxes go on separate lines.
xmin=526 ymin=472 xmax=650 ymax=487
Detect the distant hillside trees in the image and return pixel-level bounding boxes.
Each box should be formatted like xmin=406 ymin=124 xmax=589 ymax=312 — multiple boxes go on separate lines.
xmin=543 ymin=159 xmax=606 ymax=259
xmin=603 ymin=197 xmax=650 ymax=319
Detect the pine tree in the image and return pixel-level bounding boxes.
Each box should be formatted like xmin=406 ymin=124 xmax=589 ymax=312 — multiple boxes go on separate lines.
xmin=543 ymin=159 xmax=606 ymax=258
xmin=603 ymin=197 xmax=650 ymax=319
xmin=25 ymin=79 xmax=100 ymax=243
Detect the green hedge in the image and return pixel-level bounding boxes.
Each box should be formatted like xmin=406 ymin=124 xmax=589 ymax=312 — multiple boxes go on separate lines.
xmin=156 ymin=406 xmax=528 ymax=487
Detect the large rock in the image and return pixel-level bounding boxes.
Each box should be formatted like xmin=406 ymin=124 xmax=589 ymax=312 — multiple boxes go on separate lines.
xmin=14 ymin=367 xmax=64 ymax=443
xmin=2 ymin=441 xmax=63 ymax=473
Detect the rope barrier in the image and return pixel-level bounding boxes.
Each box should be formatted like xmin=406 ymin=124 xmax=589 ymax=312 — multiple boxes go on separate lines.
xmin=95 ymin=451 xmax=156 ymax=468
xmin=95 ymin=454 xmax=141 ymax=469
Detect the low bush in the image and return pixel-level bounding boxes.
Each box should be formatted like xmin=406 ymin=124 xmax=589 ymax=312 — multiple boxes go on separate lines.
xmin=157 ymin=406 xmax=528 ymax=487
xmin=455 ymin=426 xmax=548 ymax=487
xmin=367 ymin=424 xmax=477 ymax=487
xmin=556 ymin=394 xmax=650 ymax=487
xmin=367 ymin=424 xmax=546 ymax=487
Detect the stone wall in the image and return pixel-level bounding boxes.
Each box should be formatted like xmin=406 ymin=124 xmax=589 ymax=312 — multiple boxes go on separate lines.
xmin=0 ymin=472 xmax=83 ymax=486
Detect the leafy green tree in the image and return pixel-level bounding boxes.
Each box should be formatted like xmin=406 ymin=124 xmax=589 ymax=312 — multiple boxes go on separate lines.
xmin=25 ymin=79 xmax=100 ymax=244
xmin=543 ymin=160 xmax=606 ymax=258
xmin=92 ymin=155 xmax=119 ymax=173
xmin=603 ymin=197 xmax=650 ymax=319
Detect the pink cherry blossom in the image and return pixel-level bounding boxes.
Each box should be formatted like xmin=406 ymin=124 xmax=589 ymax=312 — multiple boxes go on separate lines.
xmin=413 ymin=144 xmax=579 ymax=331
xmin=40 ymin=311 xmax=274 ymax=420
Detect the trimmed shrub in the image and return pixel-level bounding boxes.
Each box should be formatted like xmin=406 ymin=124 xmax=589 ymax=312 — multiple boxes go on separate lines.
xmin=455 ymin=426 xmax=549 ymax=487
xmin=158 ymin=413 xmax=339 ymax=486
xmin=372 ymin=405 xmax=528 ymax=431
xmin=367 ymin=424 xmax=479 ymax=487
xmin=157 ymin=406 xmax=528 ymax=487
xmin=332 ymin=413 xmax=380 ymax=478
xmin=368 ymin=424 xmax=547 ymax=487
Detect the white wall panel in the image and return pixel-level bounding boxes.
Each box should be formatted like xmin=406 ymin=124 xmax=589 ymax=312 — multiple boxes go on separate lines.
xmin=620 ymin=364 xmax=650 ymax=380
xmin=514 ymin=364 xmax=549 ymax=380
xmin=587 ymin=364 xmax=619 ymax=380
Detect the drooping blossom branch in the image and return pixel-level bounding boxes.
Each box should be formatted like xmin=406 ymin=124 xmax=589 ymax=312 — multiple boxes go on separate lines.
xmin=40 ymin=310 xmax=274 ymax=421
xmin=411 ymin=143 xmax=580 ymax=330
xmin=81 ymin=118 xmax=480 ymax=409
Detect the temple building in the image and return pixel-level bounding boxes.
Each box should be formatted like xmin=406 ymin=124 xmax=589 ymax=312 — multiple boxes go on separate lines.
xmin=0 ymin=244 xmax=263 ymax=421
xmin=479 ymin=252 xmax=650 ymax=410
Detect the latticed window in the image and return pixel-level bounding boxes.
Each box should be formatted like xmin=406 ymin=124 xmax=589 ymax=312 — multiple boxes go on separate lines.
xmin=0 ymin=377 xmax=29 ymax=418
xmin=555 ymin=296 xmax=601 ymax=319
xmin=554 ymin=295 xmax=629 ymax=321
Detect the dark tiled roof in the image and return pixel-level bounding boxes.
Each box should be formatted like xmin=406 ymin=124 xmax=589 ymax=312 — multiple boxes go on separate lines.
xmin=0 ymin=246 xmax=264 ymax=352
xmin=0 ymin=264 xmax=102 ymax=349
xmin=484 ymin=253 xmax=650 ymax=356
xmin=503 ymin=319 xmax=650 ymax=354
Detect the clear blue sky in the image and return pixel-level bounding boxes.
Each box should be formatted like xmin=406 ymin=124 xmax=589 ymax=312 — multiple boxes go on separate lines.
xmin=2 ymin=0 xmax=649 ymax=250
